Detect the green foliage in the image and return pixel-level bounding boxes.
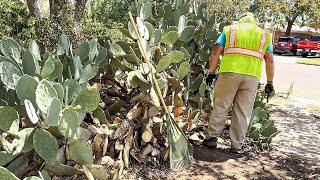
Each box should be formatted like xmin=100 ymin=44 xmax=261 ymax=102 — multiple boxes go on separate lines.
xmin=33 ymin=128 xmax=59 ymax=163
xmin=68 ymin=141 xmax=93 ymax=165
xmin=248 ymin=105 xmax=279 ymax=150
xmin=0 ymin=106 xmax=19 ymax=134
xmin=73 ymin=87 xmax=100 ymax=113
xmin=0 ymin=37 xmax=21 ymax=62
xmin=58 ymin=107 xmax=79 ymax=139
xmin=12 ymin=128 xmax=34 ymax=154
xmin=0 ymin=0 xmax=35 ymax=47
xmin=92 ymin=107 xmax=106 ymax=124
xmin=16 ymin=75 xmax=38 ymax=108
xmin=47 ymin=98 xmax=62 ymax=126
xmin=250 ymin=0 xmax=320 ymax=35
xmin=35 ymin=79 xmax=58 ymax=114
xmin=0 ymin=61 xmax=22 ymax=90
xmin=0 ymin=166 xmax=19 ymax=180
xmin=0 ymin=35 xmax=103 ymax=177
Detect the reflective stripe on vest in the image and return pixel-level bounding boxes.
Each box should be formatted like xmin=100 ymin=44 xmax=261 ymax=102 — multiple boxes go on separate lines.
xmin=229 ymin=25 xmax=236 ymax=47
xmin=224 ymin=48 xmax=263 ymax=60
xmin=258 ymin=31 xmax=268 ymax=52
xmin=226 ymin=25 xmax=268 ymax=60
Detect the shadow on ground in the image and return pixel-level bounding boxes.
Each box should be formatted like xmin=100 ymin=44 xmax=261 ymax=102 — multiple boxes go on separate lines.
xmin=269 ymin=99 xmax=320 ymax=161
xmin=171 ymin=97 xmax=320 ymax=180
xmin=171 ymin=146 xmax=320 ymax=180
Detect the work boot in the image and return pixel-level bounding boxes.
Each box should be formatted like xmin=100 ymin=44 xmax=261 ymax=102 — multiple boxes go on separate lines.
xmin=231 ymin=148 xmax=244 ymax=154
xmin=202 ymin=137 xmax=217 ymax=148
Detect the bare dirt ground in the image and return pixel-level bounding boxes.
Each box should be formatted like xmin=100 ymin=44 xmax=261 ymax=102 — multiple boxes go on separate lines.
xmin=131 ymin=95 xmax=320 ymax=180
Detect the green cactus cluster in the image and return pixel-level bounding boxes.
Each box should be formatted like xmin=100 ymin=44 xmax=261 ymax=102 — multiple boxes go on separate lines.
xmin=108 ymin=0 xmax=223 ymax=113
xmin=247 ymin=107 xmax=280 ymax=150
xmin=0 ymin=33 xmax=104 ymax=178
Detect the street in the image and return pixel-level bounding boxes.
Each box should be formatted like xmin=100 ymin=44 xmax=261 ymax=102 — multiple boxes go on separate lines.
xmin=261 ymin=55 xmax=320 ymax=100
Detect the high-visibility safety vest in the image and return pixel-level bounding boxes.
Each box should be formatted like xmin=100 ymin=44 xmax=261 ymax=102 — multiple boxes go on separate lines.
xmin=219 ymin=23 xmax=272 ymax=79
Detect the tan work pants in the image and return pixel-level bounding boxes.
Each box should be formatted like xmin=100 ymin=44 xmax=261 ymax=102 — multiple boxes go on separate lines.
xmin=206 ymin=72 xmax=259 ymax=149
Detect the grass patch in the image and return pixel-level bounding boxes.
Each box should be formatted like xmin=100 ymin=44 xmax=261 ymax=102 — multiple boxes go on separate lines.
xmin=297 ymin=58 xmax=320 ymax=66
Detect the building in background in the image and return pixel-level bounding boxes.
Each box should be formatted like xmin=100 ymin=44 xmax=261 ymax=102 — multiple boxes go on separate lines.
xmin=265 ymin=24 xmax=320 ymax=43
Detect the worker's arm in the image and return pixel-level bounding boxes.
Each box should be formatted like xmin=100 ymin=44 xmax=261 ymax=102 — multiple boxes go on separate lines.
xmin=264 ymin=51 xmax=275 ymax=99
xmin=264 ymin=51 xmax=274 ymax=82
xmin=209 ymin=44 xmax=224 ymax=73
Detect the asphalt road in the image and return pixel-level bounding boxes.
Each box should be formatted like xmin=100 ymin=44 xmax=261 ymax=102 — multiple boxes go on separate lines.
xmin=261 ymin=55 xmax=320 ymax=100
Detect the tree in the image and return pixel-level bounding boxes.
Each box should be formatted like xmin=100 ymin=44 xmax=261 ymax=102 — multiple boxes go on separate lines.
xmin=250 ymin=0 xmax=320 ymax=36
xmin=0 ymin=0 xmax=35 ymax=46
xmin=207 ymin=0 xmax=251 ymax=23
xmin=26 ymin=0 xmax=89 ymax=49
xmin=304 ymin=1 xmax=320 ymax=31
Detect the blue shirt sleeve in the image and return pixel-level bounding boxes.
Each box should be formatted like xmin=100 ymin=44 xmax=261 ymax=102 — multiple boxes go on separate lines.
xmin=266 ymin=43 xmax=273 ymax=52
xmin=215 ymin=32 xmax=226 ymax=47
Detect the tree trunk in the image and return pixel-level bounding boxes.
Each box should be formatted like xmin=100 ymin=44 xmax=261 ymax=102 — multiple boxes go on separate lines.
xmin=27 ymin=0 xmax=88 ymax=49
xmin=73 ymin=0 xmax=88 ymax=44
xmin=285 ymin=21 xmax=294 ymax=36
xmin=26 ymin=0 xmax=45 ymax=52
xmin=26 ymin=0 xmax=41 ymax=18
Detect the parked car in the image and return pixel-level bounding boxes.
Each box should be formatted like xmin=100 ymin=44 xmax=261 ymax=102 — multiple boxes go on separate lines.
xmin=296 ymin=35 xmax=320 ymax=57
xmin=274 ymin=37 xmax=308 ymax=56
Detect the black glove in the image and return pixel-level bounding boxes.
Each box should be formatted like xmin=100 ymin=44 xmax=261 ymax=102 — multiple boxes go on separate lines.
xmin=264 ymin=82 xmax=274 ymax=97
xmin=206 ymin=73 xmax=217 ymax=86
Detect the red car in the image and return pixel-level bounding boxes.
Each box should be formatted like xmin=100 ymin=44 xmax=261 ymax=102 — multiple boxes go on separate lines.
xmin=296 ymin=35 xmax=320 ymax=57
xmin=274 ymin=37 xmax=308 ymax=56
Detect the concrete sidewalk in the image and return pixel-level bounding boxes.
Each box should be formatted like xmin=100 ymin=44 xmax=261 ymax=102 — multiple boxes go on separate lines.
xmin=261 ymin=55 xmax=320 ymax=100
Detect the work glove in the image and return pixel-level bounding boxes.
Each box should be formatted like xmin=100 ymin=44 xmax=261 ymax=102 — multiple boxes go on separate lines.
xmin=264 ymin=81 xmax=274 ymax=102
xmin=206 ymin=73 xmax=217 ymax=86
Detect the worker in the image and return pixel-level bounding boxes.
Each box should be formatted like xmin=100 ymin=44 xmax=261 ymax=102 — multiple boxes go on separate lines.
xmin=202 ymin=13 xmax=275 ymax=154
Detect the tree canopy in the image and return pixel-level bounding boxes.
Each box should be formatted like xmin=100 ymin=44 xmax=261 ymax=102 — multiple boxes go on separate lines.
xmin=250 ymin=0 xmax=320 ymax=36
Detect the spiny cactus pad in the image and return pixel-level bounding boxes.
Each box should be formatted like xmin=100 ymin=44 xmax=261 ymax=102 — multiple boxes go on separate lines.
xmin=16 ymin=75 xmax=38 ymax=109
xmin=73 ymin=87 xmax=100 ymax=113
xmin=22 ymin=51 xmax=39 ymax=76
xmin=35 ymin=79 xmax=58 ymax=114
xmin=41 ymin=60 xmax=55 ymax=78
xmin=68 ymin=141 xmax=93 ymax=165
xmin=12 ymin=128 xmax=34 ymax=154
xmin=0 ymin=61 xmax=22 ymax=90
xmin=0 ymin=106 xmax=19 ymax=134
xmin=63 ymin=79 xmax=80 ymax=105
xmin=47 ymin=97 xmax=62 ymax=126
xmin=53 ymin=83 xmax=64 ymax=102
xmin=33 ymin=128 xmax=59 ymax=163
xmin=0 ymin=166 xmax=19 ymax=180
xmin=58 ymin=107 xmax=78 ymax=139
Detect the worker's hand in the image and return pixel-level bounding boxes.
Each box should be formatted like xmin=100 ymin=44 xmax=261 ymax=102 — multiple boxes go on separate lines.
xmin=264 ymin=81 xmax=274 ymax=97
xmin=206 ymin=73 xmax=217 ymax=86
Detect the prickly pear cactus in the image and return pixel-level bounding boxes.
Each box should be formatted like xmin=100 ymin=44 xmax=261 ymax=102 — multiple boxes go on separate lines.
xmin=58 ymin=106 xmax=79 ymax=139
xmin=68 ymin=141 xmax=93 ymax=165
xmin=72 ymin=87 xmax=100 ymax=113
xmin=33 ymin=128 xmax=59 ymax=163
xmin=0 ymin=166 xmax=19 ymax=180
xmin=16 ymin=75 xmax=38 ymax=109
xmin=0 ymin=106 xmax=19 ymax=134
xmin=47 ymin=97 xmax=62 ymax=126
xmin=24 ymin=99 xmax=39 ymax=124
xmin=53 ymin=83 xmax=64 ymax=102
xmin=248 ymin=106 xmax=279 ymax=150
xmin=0 ymin=61 xmax=22 ymax=90
xmin=22 ymin=51 xmax=40 ymax=76
xmin=0 ymin=37 xmax=21 ymax=63
xmin=35 ymin=79 xmax=58 ymax=114
xmin=63 ymin=79 xmax=81 ymax=105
